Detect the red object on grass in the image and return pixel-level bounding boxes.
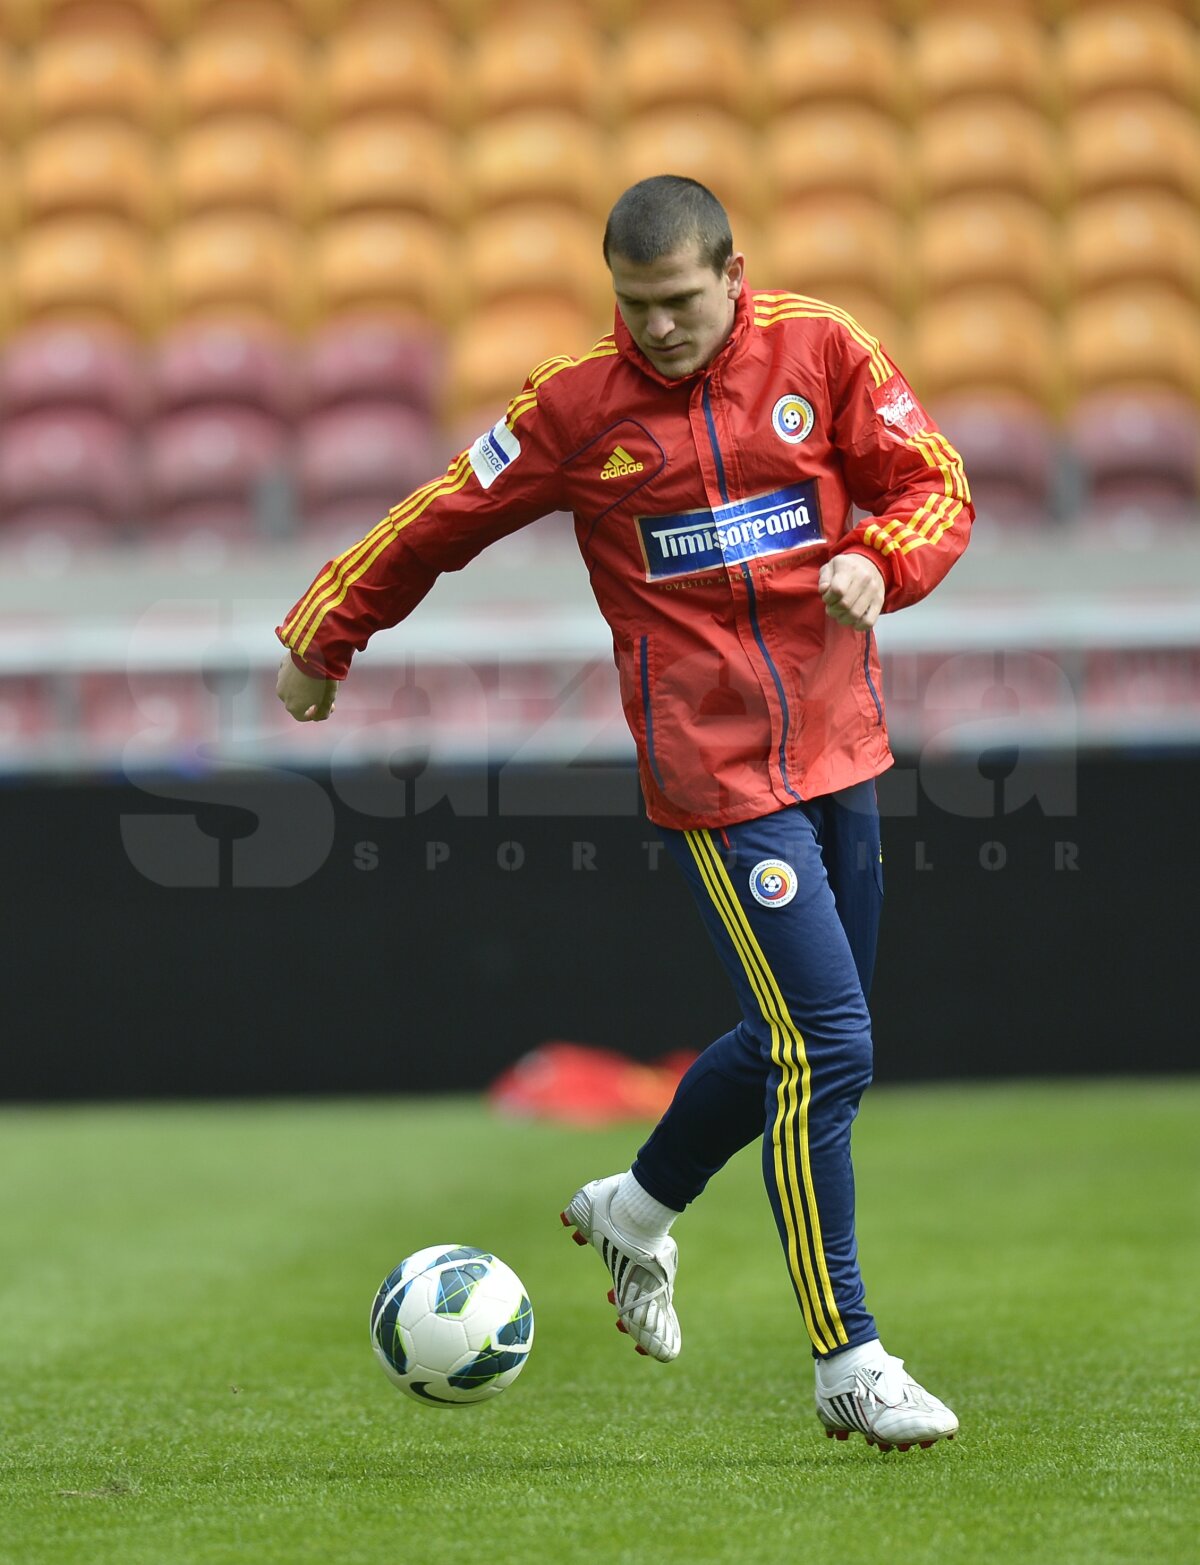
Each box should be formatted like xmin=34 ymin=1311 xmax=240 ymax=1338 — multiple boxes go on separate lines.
xmin=488 ymin=1042 xmax=697 ymax=1127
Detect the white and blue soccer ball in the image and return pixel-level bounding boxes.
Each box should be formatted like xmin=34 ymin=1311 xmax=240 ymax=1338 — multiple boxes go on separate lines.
xmin=369 ymin=1245 xmax=534 ymax=1407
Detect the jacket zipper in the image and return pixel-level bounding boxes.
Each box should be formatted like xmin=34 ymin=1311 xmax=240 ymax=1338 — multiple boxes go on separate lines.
xmin=863 ymin=629 xmax=884 ymax=726
xmin=701 ymin=381 xmax=802 ymax=804
xmin=639 ymin=634 xmax=665 ymax=788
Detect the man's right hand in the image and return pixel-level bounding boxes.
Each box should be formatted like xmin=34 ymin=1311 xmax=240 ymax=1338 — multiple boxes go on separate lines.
xmin=276 ymin=652 xmax=338 ymax=722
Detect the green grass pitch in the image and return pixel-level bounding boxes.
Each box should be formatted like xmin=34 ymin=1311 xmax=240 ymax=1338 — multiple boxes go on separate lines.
xmin=1 ymin=1080 xmax=1196 ymax=1565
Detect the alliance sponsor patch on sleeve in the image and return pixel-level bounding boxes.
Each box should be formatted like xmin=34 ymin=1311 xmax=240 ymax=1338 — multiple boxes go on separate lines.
xmin=871 ymin=374 xmax=929 ymax=439
xmin=468 ymin=419 xmax=522 ymax=490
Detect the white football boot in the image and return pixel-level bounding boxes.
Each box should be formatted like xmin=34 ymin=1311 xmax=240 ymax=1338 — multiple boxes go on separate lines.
xmin=560 ymin=1174 xmax=681 ymax=1362
xmin=816 ymin=1353 xmax=959 ymax=1451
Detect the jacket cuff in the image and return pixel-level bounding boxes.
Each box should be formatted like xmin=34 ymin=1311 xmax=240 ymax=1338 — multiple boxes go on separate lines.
xmin=838 ymin=543 xmax=896 ymax=592
xmin=276 ymin=633 xmax=336 ymax=682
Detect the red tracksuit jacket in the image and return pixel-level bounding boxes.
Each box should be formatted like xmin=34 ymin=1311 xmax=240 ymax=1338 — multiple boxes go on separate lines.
xmin=278 ymin=286 xmax=973 ymax=830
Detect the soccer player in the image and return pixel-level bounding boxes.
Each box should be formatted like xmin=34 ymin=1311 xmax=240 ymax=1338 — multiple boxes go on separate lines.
xmin=277 ymin=176 xmax=972 ymax=1451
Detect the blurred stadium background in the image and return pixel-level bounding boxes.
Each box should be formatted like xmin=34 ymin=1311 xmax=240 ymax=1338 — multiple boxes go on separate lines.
xmin=1 ymin=0 xmax=1196 ymax=1096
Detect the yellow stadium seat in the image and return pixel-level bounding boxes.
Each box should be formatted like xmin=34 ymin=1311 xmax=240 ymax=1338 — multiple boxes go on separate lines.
xmin=910 ymin=287 xmax=1060 ymax=408
xmin=33 ymin=0 xmax=169 ymax=34
xmin=0 ymin=43 xmax=26 ymax=140
xmin=171 ymin=116 xmax=307 ymax=220
xmin=463 ymin=110 xmax=608 ymax=215
xmin=914 ymin=193 xmax=1060 ymax=306
xmin=0 ymin=148 xmax=14 ymax=238
xmin=1066 ymin=93 xmax=1200 ymax=203
xmin=315 ymin=115 xmax=460 ymax=224
xmin=619 ymin=108 xmax=763 ymax=219
xmin=180 ymin=0 xmax=311 ymax=31
xmin=1067 ymin=191 xmax=1200 ymax=302
xmin=762 ymin=12 xmax=903 ymax=117
xmin=911 ymin=11 xmax=1053 ymax=110
xmin=175 ymin=23 xmax=310 ymax=125
xmin=13 ymin=217 xmax=153 ymax=329
xmin=462 ymin=203 xmax=611 ymax=317
xmin=1060 ymin=5 xmax=1199 ymax=107
xmin=1065 ymin=286 xmax=1200 ymax=400
xmin=465 ymin=5 xmax=606 ymax=120
xmin=762 ymin=198 xmax=908 ymax=314
xmin=447 ymin=298 xmax=602 ymax=423
xmin=27 ymin=28 xmax=165 ymax=129
xmin=915 ymin=98 xmax=1061 ymax=206
xmin=163 ymin=212 xmax=304 ymax=326
xmin=21 ymin=121 xmax=162 ymax=227
xmin=764 ymin=105 xmax=910 ymax=211
xmin=319 ymin=16 xmax=458 ymax=126
xmin=612 ymin=11 xmax=754 ymax=120
xmin=312 ymin=213 xmax=454 ymax=323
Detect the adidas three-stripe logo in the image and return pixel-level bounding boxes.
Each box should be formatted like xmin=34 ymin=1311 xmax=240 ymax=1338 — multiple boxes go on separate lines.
xmin=600 ymin=445 xmax=644 ymax=480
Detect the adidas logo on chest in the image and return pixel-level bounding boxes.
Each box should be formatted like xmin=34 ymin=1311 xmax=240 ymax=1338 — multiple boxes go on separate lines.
xmin=600 ymin=445 xmax=644 ymax=480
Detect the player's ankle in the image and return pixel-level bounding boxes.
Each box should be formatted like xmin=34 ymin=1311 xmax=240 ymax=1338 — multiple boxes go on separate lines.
xmin=610 ymin=1170 xmax=680 ymax=1242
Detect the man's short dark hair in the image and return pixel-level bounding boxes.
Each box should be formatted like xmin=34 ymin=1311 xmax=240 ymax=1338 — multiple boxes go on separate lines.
xmin=603 ymin=175 xmax=734 ymax=275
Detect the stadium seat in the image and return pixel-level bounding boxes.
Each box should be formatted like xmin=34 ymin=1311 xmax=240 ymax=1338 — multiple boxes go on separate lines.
xmin=175 ymin=23 xmax=310 ymax=124
xmin=915 ymin=98 xmax=1061 ymax=206
xmin=910 ymin=287 xmax=1060 ymax=407
xmin=463 ymin=203 xmax=611 ymax=317
xmin=311 ymin=214 xmax=454 ymax=322
xmin=171 ymin=117 xmax=307 ymax=220
xmin=162 ymin=213 xmax=303 ymax=327
xmin=761 ymin=12 xmax=901 ymax=116
xmin=929 ymin=394 xmax=1057 ymax=530
xmin=34 ymin=0 xmax=167 ymax=33
xmin=0 ymin=323 xmax=144 ymax=420
xmin=0 ymin=43 xmax=25 ymax=141
xmin=315 ymin=116 xmax=460 ymax=224
xmin=910 ymin=10 xmax=1052 ymax=110
xmin=612 ymin=10 xmax=753 ymax=120
xmin=144 ymin=405 xmax=290 ymax=539
xmin=27 ymin=27 xmax=164 ymax=129
xmin=1064 ymin=286 xmax=1200 ymax=401
xmin=762 ymin=199 xmax=908 ymax=315
xmin=0 ymin=408 xmax=139 ymax=521
xmin=296 ymin=403 xmax=438 ymax=516
xmin=764 ymin=105 xmax=910 ymax=210
xmin=1060 ymin=5 xmax=1199 ymax=107
xmin=20 ymin=121 xmax=161 ymax=227
xmin=1066 ymin=93 xmax=1200 ymax=203
xmin=153 ymin=320 xmax=297 ymax=418
xmin=462 ymin=110 xmax=608 ymax=215
xmin=304 ymin=314 xmax=446 ymax=414
xmin=1066 ymin=191 xmax=1200 ymax=302
xmin=619 ymin=108 xmax=763 ymax=219
xmin=1068 ymin=387 xmax=1200 ymax=532
xmin=319 ymin=16 xmax=458 ymax=125
xmin=13 ymin=218 xmax=153 ymax=329
xmin=914 ymin=193 xmax=1060 ymax=306
xmin=446 ymin=298 xmax=603 ymax=423
xmin=0 ymin=148 xmax=16 ymax=239
xmin=465 ymin=5 xmax=606 ymax=120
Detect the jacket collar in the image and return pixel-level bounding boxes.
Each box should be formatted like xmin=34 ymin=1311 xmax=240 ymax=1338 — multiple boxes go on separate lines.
xmin=612 ymin=281 xmax=754 ymax=388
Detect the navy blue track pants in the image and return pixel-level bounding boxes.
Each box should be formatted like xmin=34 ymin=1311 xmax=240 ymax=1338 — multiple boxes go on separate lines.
xmin=632 ymin=780 xmax=883 ymax=1358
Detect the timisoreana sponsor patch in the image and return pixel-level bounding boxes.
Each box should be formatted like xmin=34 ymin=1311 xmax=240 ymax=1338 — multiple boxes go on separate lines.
xmin=636 ymin=480 xmax=823 ymax=580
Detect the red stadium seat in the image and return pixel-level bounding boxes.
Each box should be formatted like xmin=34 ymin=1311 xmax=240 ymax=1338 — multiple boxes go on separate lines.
xmin=1066 ymin=93 xmax=1200 ymax=203
xmin=915 ymin=98 xmax=1061 ymax=206
xmin=171 ymin=116 xmax=308 ymax=221
xmin=0 ymin=408 xmax=139 ymax=520
xmin=1069 ymin=389 xmax=1199 ymax=506
xmin=28 ymin=28 xmax=165 ymax=130
xmin=20 ymin=121 xmax=162 ymax=227
xmin=914 ymin=193 xmax=1061 ymax=307
xmin=465 ymin=5 xmax=606 ymax=120
xmin=153 ymin=321 xmax=298 ymax=418
xmin=911 ymin=11 xmax=1053 ymax=110
xmin=762 ymin=12 xmax=903 ymax=117
xmin=1066 ymin=190 xmax=1200 ymax=302
xmin=304 ymin=314 xmax=446 ymax=414
xmin=319 ymin=15 xmax=458 ymax=126
xmin=1060 ymin=5 xmax=1199 ymax=107
xmin=930 ymin=394 xmax=1057 ymax=530
xmin=764 ymin=105 xmax=910 ymax=211
xmin=144 ymin=405 xmax=290 ymax=540
xmin=0 ymin=323 xmax=144 ymax=420
xmin=296 ymin=403 xmax=438 ymax=512
xmin=315 ymin=115 xmax=460 ymax=224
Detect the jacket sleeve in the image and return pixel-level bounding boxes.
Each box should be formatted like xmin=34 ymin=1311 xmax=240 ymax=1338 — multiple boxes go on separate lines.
xmin=276 ymin=371 xmax=569 ymax=679
xmin=824 ymin=320 xmax=974 ymax=613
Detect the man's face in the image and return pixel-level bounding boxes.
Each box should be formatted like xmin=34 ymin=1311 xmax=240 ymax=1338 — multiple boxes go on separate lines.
xmin=610 ymin=242 xmax=745 ymax=379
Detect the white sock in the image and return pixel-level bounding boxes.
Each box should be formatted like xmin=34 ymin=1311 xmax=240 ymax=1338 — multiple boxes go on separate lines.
xmin=610 ymin=1170 xmax=680 ymax=1241
xmin=815 ymin=1337 xmax=888 ymax=1389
